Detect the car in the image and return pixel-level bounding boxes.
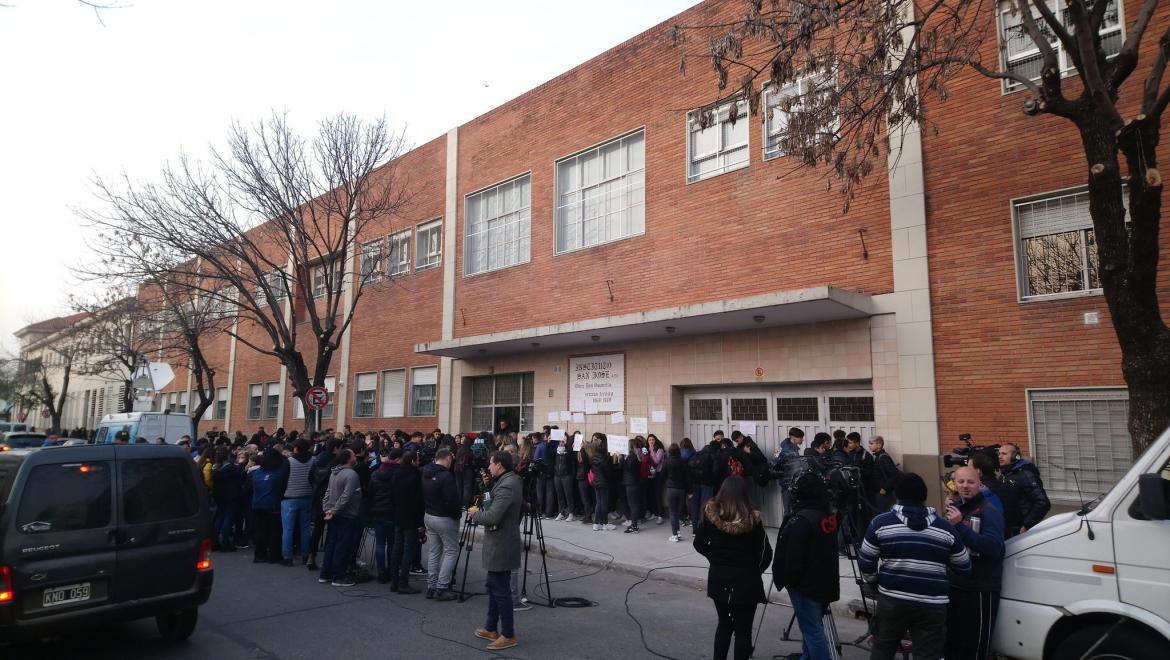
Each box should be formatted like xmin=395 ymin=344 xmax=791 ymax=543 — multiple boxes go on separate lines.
xmin=0 ymin=433 xmax=46 ymax=452
xmin=0 ymin=443 xmax=213 ymax=642
xmin=93 ymin=412 xmax=193 ymax=445
xmin=0 ymin=424 xmax=28 ymax=435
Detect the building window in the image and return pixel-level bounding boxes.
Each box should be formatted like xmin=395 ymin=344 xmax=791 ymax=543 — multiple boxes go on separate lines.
xmin=410 ymin=366 xmax=438 ymax=417
xmin=465 ymin=175 xmax=531 ymax=276
xmin=1014 ymin=188 xmax=1122 ymax=299
xmin=416 ymin=220 xmax=442 ymax=270
xmin=828 ymin=396 xmax=875 ymax=422
xmin=688 ymin=398 xmax=723 ymax=421
xmin=177 ymin=391 xmax=188 ymax=415
xmin=388 ymin=230 xmax=411 ymax=276
xmin=555 ymin=130 xmax=645 ymax=254
xmin=265 ymin=382 xmax=280 ymax=419
xmin=360 ymin=240 xmax=383 ymax=283
xmin=730 ymin=398 xmax=769 ymax=421
xmin=687 ymin=99 xmax=749 ymax=183
xmin=293 ymin=376 xmax=335 ymax=419
xmin=999 ymin=0 xmax=1123 ymax=93
xmin=763 ymin=72 xmax=837 ymax=160
xmin=214 ymin=387 xmax=227 ymax=420
xmin=248 ymin=384 xmax=262 ymax=420
xmin=1029 ymin=388 xmax=1132 ymax=502
xmin=312 ymin=260 xmax=339 ymax=299
xmin=776 ymin=397 xmax=820 ymax=421
xmin=381 ymin=368 xmax=406 ymax=417
xmin=471 ymin=372 xmax=535 ymax=432
xmin=354 ymin=372 xmax=377 ymax=418
xmin=258 ymin=271 xmax=286 ymax=306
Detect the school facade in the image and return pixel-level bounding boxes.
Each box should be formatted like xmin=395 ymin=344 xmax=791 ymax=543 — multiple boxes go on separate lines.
xmin=21 ymin=0 xmax=1163 ymax=514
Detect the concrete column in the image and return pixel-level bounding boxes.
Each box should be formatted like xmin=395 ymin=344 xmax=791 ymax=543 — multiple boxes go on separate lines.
xmin=438 ymin=127 xmax=459 ymax=431
xmin=336 ymin=227 xmax=358 ymax=429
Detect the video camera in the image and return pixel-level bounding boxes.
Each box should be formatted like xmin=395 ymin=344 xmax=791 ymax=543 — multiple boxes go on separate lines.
xmin=942 ymin=433 xmax=1000 ymax=468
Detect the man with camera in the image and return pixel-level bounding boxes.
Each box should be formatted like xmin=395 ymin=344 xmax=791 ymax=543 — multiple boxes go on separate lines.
xmin=944 ymin=466 xmax=1006 ymax=660
xmin=470 ymin=451 xmax=523 ymax=651
xmin=998 ymin=443 xmax=1051 ymax=535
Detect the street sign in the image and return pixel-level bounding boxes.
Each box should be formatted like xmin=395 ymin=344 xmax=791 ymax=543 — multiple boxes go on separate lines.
xmin=305 ymin=386 xmax=329 ymax=411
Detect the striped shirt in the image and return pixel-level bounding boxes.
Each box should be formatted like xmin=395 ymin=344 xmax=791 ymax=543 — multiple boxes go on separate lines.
xmin=858 ymin=504 xmax=971 ymax=608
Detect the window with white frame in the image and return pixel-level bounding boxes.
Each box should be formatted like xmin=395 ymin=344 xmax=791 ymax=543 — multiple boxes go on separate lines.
xmin=387 ymin=230 xmax=411 ymax=276
xmin=687 ymin=99 xmax=749 ymax=183
xmin=360 ymin=240 xmax=383 ymax=283
xmin=294 ymin=376 xmax=335 ymax=419
xmin=410 ymin=366 xmax=438 ymax=417
xmin=312 ymin=261 xmax=338 ymax=299
xmin=465 ymin=176 xmax=531 ymax=276
xmin=381 ymin=368 xmax=406 ymax=417
xmin=354 ymin=372 xmax=377 ymax=418
xmin=248 ymin=384 xmax=262 ymax=419
xmin=1029 ymin=388 xmax=1132 ymax=502
xmin=264 ymin=382 xmax=280 ymax=419
xmin=1014 ymin=188 xmax=1126 ymax=298
xmin=416 ymin=220 xmax=442 ymax=270
xmin=999 ymin=0 xmax=1122 ymax=92
xmin=257 ymin=271 xmax=286 ymax=306
xmin=555 ymin=130 xmax=645 ymax=254
xmin=764 ymin=71 xmax=838 ymax=160
xmin=214 ymin=387 xmax=227 ymax=420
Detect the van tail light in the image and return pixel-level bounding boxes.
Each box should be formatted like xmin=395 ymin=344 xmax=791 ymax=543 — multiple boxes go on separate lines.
xmin=0 ymin=565 xmax=13 ymax=603
xmin=196 ymin=538 xmax=213 ymax=572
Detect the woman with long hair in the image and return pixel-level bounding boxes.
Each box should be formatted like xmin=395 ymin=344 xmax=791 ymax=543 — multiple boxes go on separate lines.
xmin=454 ymin=434 xmax=476 ymax=507
xmin=680 ymin=437 xmax=697 ymax=529
xmin=663 ymin=442 xmax=690 ymax=542
xmin=575 ymin=431 xmax=594 ymax=524
xmin=589 ymin=433 xmax=616 ymax=531
xmin=693 ymin=476 xmax=772 ymax=660
xmin=622 ymin=436 xmax=644 ymax=534
xmin=646 ymin=434 xmax=666 ymax=525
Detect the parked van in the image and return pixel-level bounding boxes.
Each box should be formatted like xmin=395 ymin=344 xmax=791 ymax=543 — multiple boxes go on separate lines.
xmin=992 ymin=427 xmax=1170 ymax=659
xmin=93 ymin=412 xmax=193 ymax=445
xmin=0 ymin=443 xmax=213 ymax=641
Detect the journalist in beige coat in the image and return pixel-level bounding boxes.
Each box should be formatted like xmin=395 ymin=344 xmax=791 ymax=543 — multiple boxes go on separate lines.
xmin=469 ymin=450 xmax=522 ymax=650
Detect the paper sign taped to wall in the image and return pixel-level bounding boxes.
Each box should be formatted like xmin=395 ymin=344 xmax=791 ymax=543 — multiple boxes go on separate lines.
xmin=629 ymin=417 xmax=648 ymax=435
xmin=548 ymin=412 xmax=559 ymax=422
xmin=610 ymin=412 xmax=624 ymax=424
xmin=573 ymin=433 xmax=583 ymax=451
xmin=651 ymin=410 xmax=667 ymax=423
xmin=610 ymin=435 xmax=629 ymax=455
xmin=739 ymin=422 xmax=757 ymax=436
xmin=585 ymin=401 xmax=599 ymax=415
xmin=559 ymin=410 xmax=572 ymax=421
xmin=550 ymin=429 xmax=566 ymax=441
xmin=572 ymin=412 xmax=585 ymax=423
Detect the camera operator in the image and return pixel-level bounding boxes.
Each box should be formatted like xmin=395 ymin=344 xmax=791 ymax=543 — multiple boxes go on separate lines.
xmin=773 ymin=472 xmax=840 ymax=660
xmin=470 ymin=451 xmax=523 ymax=651
xmin=731 ymin=430 xmax=769 ymax=510
xmin=997 ymin=443 xmax=1050 ymax=534
xmin=944 ymin=466 xmax=1005 ymax=660
xmin=868 ymin=436 xmax=901 ymax=515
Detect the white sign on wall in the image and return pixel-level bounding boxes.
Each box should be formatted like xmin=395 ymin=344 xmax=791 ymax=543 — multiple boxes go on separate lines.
xmin=569 ymin=353 xmax=624 ymax=413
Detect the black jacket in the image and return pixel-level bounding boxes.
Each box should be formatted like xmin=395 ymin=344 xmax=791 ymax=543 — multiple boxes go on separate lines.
xmin=575 ymin=451 xmax=590 ymax=480
xmin=872 ymin=450 xmax=901 ymax=493
xmin=949 ymin=492 xmax=1005 ymax=593
xmin=211 ymin=463 xmax=244 ymax=506
xmin=390 ymin=463 xmax=425 ymax=529
xmin=554 ymin=444 xmax=576 ymax=477
xmin=774 ymin=505 xmax=840 ymax=605
xmin=421 ymin=462 xmax=461 ymax=520
xmin=693 ymin=503 xmax=773 ymax=605
xmin=589 ymin=451 xmax=612 ymax=488
xmin=691 ymin=442 xmax=721 ymax=488
xmin=983 ymin=477 xmax=1024 ymax=538
xmin=736 ymin=439 xmax=769 ymax=481
xmin=1001 ymin=459 xmax=1051 ymax=530
xmin=621 ymin=452 xmax=642 ymax=486
xmin=368 ymin=462 xmax=396 ymax=520
xmin=663 ymin=454 xmax=690 ymax=491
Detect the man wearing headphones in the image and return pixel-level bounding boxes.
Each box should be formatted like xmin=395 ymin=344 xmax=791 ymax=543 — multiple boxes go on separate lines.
xmin=774 ymin=472 xmax=840 ymax=660
xmin=997 ymin=443 xmax=1051 ymax=535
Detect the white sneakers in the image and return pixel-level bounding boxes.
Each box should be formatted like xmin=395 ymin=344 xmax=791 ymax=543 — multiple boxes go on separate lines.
xmin=603 ymin=523 xmax=617 ymax=531
xmin=655 ymin=516 xmax=664 ymax=525
xmin=593 ymin=523 xmax=601 ymax=531
xmin=554 ymin=513 xmax=566 ymax=521
xmin=669 ymin=535 xmax=682 ymax=543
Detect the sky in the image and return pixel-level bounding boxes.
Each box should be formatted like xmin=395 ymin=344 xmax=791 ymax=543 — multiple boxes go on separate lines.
xmin=0 ymin=0 xmax=699 ymax=357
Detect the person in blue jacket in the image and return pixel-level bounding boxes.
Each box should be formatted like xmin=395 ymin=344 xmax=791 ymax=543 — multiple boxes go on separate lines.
xmin=250 ymin=448 xmax=285 ymax=564
xmin=944 ymin=466 xmax=1006 ymax=660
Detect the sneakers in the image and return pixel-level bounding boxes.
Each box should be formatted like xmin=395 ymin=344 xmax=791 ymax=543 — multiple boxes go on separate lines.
xmin=513 ymin=601 xmax=532 ymax=612
xmin=655 ymin=516 xmax=664 ymax=525
xmin=474 ymin=628 xmax=500 ymax=641
xmin=331 ymin=579 xmax=356 ymax=588
xmin=425 ymin=588 xmax=435 ymax=599
xmin=410 ymin=567 xmax=427 ymax=576
xmin=624 ymin=526 xmax=640 ymax=534
xmin=592 ymin=523 xmax=601 ymax=531
xmin=554 ymin=513 xmax=566 ymax=521
xmin=622 ymin=519 xmax=633 ymax=527
xmin=486 ymin=636 xmax=518 ymax=650
xmin=317 ymin=577 xmax=330 ymax=584
xmin=603 ymin=523 xmax=617 ymax=531
xmin=434 ymin=589 xmax=457 ymax=602
xmin=566 ymin=514 xmax=578 ymax=522
xmin=669 ymin=535 xmax=681 ymax=543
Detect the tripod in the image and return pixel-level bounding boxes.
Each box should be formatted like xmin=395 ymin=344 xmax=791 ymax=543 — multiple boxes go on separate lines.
xmin=453 ymin=495 xmax=482 ymax=603
xmin=519 ymin=473 xmax=555 ymax=607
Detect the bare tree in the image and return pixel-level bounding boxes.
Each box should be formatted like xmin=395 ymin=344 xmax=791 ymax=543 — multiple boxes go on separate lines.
xmin=83 ymin=112 xmax=410 ymax=432
xmin=674 ymin=0 xmax=1170 ymax=455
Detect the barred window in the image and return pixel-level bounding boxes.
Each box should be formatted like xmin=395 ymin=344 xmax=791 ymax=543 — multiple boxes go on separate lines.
xmin=1029 ymin=388 xmax=1132 ymax=502
xmin=999 ymin=0 xmax=1122 ymax=92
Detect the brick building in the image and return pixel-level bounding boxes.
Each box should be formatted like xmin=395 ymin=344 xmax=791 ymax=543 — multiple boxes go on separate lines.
xmin=26 ymin=0 xmax=1155 ymax=521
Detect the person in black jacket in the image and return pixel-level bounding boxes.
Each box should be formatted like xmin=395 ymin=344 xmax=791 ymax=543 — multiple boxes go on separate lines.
xmin=730 ymin=431 xmax=768 ymax=510
xmin=306 ymin=438 xmax=342 ymax=571
xmin=589 ymin=434 xmax=617 ymax=531
xmin=774 ymin=472 xmax=840 ymax=660
xmin=211 ymin=447 xmax=245 ymax=551
xmin=944 ymin=466 xmax=1006 ymax=660
xmin=971 ymin=452 xmax=1023 ymax=538
xmin=997 ymin=444 xmax=1051 ymax=534
xmin=368 ymin=448 xmax=398 ymax=584
xmin=422 ymin=448 xmax=461 ymax=600
xmin=868 ymin=436 xmax=901 ymax=514
xmin=388 ymin=450 xmax=425 ymax=594
xmin=574 ymin=436 xmax=594 ymax=524
xmin=553 ymin=433 xmax=579 ymax=521
xmin=663 ymin=443 xmax=690 ymax=542
xmin=622 ymin=437 xmax=645 ymax=534
xmin=693 ymin=476 xmax=773 ymax=660
xmin=690 ymin=437 xmax=722 ymax=534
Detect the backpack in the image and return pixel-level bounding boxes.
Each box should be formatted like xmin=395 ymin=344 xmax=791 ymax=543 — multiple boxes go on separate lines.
xmin=771 ymin=510 xmax=824 ymax=591
xmin=688 ymin=448 xmax=711 ymax=485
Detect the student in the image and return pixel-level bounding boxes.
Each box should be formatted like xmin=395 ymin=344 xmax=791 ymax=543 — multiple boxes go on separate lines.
xmin=249 ymin=448 xmax=285 ymax=564
xmin=645 ymin=434 xmax=667 ymax=524
xmin=575 ymin=434 xmax=595 ymax=524
xmin=663 ymin=442 xmax=690 ymax=542
xmin=622 ymin=437 xmax=645 ymax=534
xmin=211 ymin=447 xmax=244 ymax=552
xmin=774 ymin=473 xmax=840 ymax=660
xmin=589 ymin=434 xmax=617 ymax=531
xmin=693 ymin=476 xmax=772 ymax=660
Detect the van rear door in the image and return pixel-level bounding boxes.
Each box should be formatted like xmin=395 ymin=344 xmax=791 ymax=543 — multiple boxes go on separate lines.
xmin=5 ymin=448 xmax=118 ymax=621
xmin=112 ymin=447 xmax=203 ymax=601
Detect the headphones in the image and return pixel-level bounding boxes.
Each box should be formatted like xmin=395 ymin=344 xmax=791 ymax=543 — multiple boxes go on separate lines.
xmin=1007 ymin=444 xmax=1021 ymax=463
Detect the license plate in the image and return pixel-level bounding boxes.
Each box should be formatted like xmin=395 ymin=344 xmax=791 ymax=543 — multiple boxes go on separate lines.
xmin=42 ymin=582 xmax=91 ymax=608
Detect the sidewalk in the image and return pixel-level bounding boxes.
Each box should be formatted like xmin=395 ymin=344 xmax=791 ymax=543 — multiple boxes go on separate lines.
xmin=511 ymin=514 xmax=869 ymax=618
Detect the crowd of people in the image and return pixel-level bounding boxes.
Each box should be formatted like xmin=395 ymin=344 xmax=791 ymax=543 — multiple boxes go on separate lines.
xmin=177 ymin=420 xmax=1050 ymax=659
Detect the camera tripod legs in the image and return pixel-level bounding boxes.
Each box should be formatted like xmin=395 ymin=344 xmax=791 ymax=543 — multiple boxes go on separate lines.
xmin=454 ymin=512 xmax=478 ymax=603
xmin=520 ymin=487 xmax=554 ymax=607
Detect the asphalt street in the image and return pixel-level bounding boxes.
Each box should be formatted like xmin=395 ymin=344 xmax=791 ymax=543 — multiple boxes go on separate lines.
xmin=4 ymin=541 xmax=877 ymax=660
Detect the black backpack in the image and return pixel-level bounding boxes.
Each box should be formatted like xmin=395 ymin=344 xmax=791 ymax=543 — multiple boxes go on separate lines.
xmin=771 ymin=510 xmax=821 ymax=591
xmin=688 ymin=448 xmax=712 ymax=485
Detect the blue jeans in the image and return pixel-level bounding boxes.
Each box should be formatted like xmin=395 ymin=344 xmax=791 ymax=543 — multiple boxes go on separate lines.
xmin=789 ymin=588 xmax=832 ymax=660
xmin=593 ymin=484 xmax=610 ymax=524
xmin=373 ymin=518 xmax=395 ymax=577
xmin=319 ymin=516 xmax=360 ymax=582
xmin=281 ymin=497 xmax=312 ymax=561
xmin=484 ymin=570 xmax=514 ymax=638
xmin=214 ymin=500 xmax=238 ymax=549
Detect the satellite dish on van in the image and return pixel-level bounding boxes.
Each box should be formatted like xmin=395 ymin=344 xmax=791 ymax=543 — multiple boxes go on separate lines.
xmin=148 ymin=362 xmax=175 ymax=391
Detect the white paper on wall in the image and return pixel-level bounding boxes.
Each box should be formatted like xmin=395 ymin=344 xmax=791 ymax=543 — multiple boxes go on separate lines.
xmin=739 ymin=422 xmax=757 ymax=436
xmin=651 ymin=410 xmax=667 ymax=423
xmin=559 ymin=410 xmax=572 ymax=421
xmin=629 ymin=417 xmax=648 ymax=435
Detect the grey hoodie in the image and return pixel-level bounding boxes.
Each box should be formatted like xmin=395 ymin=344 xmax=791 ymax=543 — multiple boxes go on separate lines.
xmin=323 ymin=464 xmax=361 ymax=519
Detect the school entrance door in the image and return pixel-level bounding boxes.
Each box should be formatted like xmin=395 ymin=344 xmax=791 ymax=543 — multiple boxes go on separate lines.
xmin=683 ymin=386 xmax=876 ymax=526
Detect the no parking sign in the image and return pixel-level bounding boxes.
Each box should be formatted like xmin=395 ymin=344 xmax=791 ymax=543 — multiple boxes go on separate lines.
xmin=305 ymin=386 xmax=329 ymax=411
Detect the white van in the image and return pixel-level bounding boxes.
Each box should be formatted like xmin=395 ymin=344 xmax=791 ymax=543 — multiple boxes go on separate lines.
xmin=94 ymin=412 xmax=194 ymax=445
xmin=992 ymin=427 xmax=1170 ymax=659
